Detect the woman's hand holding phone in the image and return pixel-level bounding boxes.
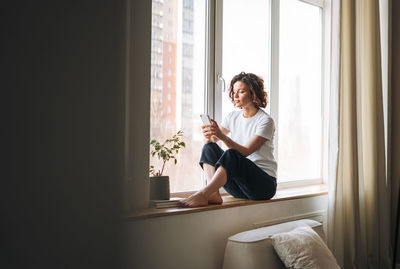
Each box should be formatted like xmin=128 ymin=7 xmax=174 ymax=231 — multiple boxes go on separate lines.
xmin=208 ymin=119 xmax=224 ymax=141
xmin=200 ymin=114 xmax=216 ymax=143
xmin=200 ymin=114 xmax=225 ymax=143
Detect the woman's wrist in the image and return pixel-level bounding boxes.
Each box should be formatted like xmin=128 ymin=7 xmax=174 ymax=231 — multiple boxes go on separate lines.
xmin=220 ymin=134 xmax=228 ymax=143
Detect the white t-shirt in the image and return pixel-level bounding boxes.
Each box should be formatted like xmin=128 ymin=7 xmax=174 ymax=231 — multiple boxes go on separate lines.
xmin=221 ymin=109 xmax=277 ymax=178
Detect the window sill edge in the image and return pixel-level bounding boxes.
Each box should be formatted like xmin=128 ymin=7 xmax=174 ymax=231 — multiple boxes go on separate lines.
xmin=122 ymin=184 xmax=328 ymax=221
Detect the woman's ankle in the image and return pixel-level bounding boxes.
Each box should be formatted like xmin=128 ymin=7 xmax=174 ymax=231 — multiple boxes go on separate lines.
xmin=208 ymin=191 xmax=223 ymax=204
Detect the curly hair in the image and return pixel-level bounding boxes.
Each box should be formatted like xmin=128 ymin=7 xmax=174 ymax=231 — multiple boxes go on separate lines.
xmin=228 ymin=72 xmax=268 ymax=108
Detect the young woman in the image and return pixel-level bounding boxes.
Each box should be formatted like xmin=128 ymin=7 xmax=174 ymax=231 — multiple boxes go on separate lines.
xmin=178 ymin=72 xmax=277 ymax=208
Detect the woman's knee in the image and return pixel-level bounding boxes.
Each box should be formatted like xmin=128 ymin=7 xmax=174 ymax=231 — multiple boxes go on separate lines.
xmin=222 ymin=148 xmax=242 ymax=159
xmin=202 ymin=142 xmax=216 ymax=151
xmin=202 ymin=142 xmax=222 ymax=154
xmin=200 ymin=142 xmax=224 ymax=166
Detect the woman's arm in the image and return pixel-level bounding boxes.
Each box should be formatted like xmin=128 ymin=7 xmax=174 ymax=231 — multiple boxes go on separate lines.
xmin=220 ymin=133 xmax=267 ymax=157
xmin=208 ymin=119 xmax=267 ymax=156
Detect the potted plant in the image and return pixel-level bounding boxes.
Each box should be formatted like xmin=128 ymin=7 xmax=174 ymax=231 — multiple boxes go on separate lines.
xmin=149 ymin=130 xmax=185 ymax=200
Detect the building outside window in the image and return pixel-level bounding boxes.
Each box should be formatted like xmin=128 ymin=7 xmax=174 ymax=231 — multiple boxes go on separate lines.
xmin=150 ymin=0 xmax=206 ymax=192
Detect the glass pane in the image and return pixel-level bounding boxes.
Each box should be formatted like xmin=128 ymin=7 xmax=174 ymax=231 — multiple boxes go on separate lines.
xmin=150 ymin=0 xmax=206 ymax=192
xmin=222 ymin=0 xmax=271 ymax=120
xmin=278 ymin=0 xmax=322 ymax=182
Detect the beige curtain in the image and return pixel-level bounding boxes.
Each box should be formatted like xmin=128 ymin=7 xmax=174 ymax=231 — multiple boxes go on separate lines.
xmin=327 ymin=0 xmax=391 ymax=268
xmin=392 ymin=0 xmax=400 ymax=265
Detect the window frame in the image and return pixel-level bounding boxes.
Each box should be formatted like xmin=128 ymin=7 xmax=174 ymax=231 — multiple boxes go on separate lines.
xmin=171 ymin=0 xmax=332 ymax=195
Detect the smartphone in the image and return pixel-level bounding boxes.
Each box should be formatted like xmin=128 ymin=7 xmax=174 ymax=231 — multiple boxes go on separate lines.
xmin=200 ymin=114 xmax=212 ymax=125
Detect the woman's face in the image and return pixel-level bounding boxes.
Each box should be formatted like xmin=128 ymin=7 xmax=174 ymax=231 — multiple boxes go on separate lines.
xmin=233 ymin=81 xmax=253 ymax=108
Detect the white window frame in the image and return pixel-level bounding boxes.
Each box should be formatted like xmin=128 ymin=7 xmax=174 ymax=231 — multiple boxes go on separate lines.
xmin=209 ymin=0 xmax=332 ymax=189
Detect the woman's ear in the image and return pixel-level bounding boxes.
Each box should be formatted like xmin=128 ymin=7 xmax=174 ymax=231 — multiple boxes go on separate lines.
xmin=252 ymin=95 xmax=258 ymax=105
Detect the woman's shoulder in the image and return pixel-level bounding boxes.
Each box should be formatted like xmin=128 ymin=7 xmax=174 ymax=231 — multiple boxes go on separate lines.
xmin=257 ymin=109 xmax=275 ymax=124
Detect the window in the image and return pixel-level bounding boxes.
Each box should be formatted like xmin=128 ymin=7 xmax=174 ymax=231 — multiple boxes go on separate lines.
xmin=183 ymin=43 xmax=193 ymax=57
xmin=150 ymin=0 xmax=330 ymax=193
xmin=183 ymin=19 xmax=193 ymax=34
xmin=150 ymin=0 xmax=206 ymax=192
xmin=221 ymin=0 xmax=271 ymax=117
xmin=277 ymin=0 xmax=323 ymax=182
xmin=182 ymin=68 xmax=193 ymax=93
xmin=183 ymin=0 xmax=194 ymax=10
xmin=218 ymin=0 xmax=327 ymax=185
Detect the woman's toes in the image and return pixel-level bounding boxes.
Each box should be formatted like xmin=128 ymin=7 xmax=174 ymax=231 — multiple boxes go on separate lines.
xmin=178 ymin=192 xmax=208 ymax=208
xmin=178 ymin=198 xmax=188 ymax=207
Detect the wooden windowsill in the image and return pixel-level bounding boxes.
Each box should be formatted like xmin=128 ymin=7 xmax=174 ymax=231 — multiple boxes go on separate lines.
xmin=122 ymin=184 xmax=328 ymax=221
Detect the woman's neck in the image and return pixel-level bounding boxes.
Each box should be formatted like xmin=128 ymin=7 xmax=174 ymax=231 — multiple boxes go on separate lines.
xmin=242 ymin=105 xmax=258 ymax=118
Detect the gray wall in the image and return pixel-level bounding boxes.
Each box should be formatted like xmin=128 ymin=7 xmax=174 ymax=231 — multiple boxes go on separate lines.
xmin=3 ymin=1 xmax=125 ymax=268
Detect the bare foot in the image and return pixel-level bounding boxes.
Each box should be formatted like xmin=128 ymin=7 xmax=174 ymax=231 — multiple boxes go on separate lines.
xmin=208 ymin=191 xmax=223 ymax=204
xmin=178 ymin=192 xmax=209 ymax=208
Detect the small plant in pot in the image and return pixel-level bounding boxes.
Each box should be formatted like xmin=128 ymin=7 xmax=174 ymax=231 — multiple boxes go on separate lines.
xmin=149 ymin=130 xmax=185 ymax=200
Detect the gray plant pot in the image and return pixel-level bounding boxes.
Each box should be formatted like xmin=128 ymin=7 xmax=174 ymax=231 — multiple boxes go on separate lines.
xmin=149 ymin=176 xmax=170 ymax=200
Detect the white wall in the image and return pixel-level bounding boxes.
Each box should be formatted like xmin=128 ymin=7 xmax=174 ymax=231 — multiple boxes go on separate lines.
xmin=123 ymin=195 xmax=328 ymax=269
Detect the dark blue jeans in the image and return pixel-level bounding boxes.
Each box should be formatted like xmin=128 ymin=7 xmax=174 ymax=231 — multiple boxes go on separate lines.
xmin=199 ymin=142 xmax=277 ymax=200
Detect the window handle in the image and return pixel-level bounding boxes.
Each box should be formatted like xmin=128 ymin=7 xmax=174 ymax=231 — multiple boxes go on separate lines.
xmin=218 ymin=74 xmax=226 ymax=92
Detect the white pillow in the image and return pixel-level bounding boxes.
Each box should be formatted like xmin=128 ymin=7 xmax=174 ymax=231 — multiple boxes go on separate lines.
xmin=270 ymin=225 xmax=340 ymax=269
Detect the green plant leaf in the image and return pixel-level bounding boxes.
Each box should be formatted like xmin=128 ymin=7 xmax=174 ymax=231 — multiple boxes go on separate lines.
xmin=149 ymin=130 xmax=185 ymax=177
